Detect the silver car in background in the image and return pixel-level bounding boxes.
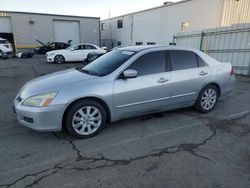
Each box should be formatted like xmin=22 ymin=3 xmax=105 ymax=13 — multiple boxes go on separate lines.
xmin=14 ymin=46 xmax=235 ymax=138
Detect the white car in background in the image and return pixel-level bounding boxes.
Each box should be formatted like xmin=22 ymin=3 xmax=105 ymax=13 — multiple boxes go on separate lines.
xmin=46 ymin=43 xmax=106 ymax=64
xmin=0 ymin=37 xmax=13 ymax=54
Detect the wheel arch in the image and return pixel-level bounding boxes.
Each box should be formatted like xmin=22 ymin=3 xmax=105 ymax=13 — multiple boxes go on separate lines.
xmin=198 ymin=82 xmax=221 ymax=98
xmin=62 ymin=96 xmax=111 ymax=130
xmin=54 ymin=54 xmax=65 ymax=62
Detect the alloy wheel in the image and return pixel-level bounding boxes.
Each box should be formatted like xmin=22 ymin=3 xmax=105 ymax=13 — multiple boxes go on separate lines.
xmin=72 ymin=106 xmax=102 ymax=136
xmin=201 ymin=88 xmax=217 ymax=111
xmin=55 ymin=55 xmax=64 ymax=64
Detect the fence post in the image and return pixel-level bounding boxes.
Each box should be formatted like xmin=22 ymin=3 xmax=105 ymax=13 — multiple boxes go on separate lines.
xmin=199 ymin=31 xmax=205 ymax=51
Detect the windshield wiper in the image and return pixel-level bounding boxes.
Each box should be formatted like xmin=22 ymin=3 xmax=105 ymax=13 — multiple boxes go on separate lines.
xmin=76 ymin=67 xmax=100 ymax=76
xmin=76 ymin=67 xmax=89 ymax=74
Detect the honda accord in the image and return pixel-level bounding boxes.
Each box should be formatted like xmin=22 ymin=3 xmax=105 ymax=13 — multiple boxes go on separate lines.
xmin=14 ymin=46 xmax=235 ymax=138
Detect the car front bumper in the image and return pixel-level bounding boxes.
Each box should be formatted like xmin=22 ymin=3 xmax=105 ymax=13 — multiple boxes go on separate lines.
xmin=46 ymin=56 xmax=54 ymax=62
xmin=14 ymin=98 xmax=65 ymax=132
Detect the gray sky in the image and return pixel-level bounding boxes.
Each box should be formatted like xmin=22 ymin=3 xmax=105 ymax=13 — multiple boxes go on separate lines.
xmin=0 ymin=0 xmax=179 ymax=19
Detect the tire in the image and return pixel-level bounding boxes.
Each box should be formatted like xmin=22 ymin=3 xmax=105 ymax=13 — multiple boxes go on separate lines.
xmin=65 ymin=100 xmax=107 ymax=138
xmin=54 ymin=55 xmax=65 ymax=64
xmin=87 ymin=53 xmax=99 ymax=62
xmin=195 ymin=85 xmax=219 ymax=113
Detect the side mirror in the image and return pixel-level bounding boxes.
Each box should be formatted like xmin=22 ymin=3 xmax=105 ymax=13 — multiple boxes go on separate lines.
xmin=122 ymin=69 xmax=137 ymax=79
xmin=70 ymin=48 xmax=75 ymax=51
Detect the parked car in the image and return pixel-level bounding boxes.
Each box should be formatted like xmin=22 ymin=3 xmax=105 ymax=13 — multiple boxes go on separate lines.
xmin=34 ymin=40 xmax=70 ymax=54
xmin=46 ymin=43 xmax=106 ymax=64
xmin=0 ymin=37 xmax=13 ymax=54
xmin=0 ymin=49 xmax=8 ymax=59
xmin=14 ymin=46 xmax=235 ymax=138
xmin=85 ymin=51 xmax=106 ymax=63
xmin=15 ymin=51 xmax=34 ymax=58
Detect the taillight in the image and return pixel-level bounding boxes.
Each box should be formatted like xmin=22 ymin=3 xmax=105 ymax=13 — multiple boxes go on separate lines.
xmin=230 ymin=67 xmax=235 ymax=75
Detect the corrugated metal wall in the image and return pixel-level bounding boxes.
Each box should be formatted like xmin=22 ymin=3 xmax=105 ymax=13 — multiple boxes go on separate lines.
xmin=175 ymin=23 xmax=250 ymax=76
xmin=220 ymin=0 xmax=250 ymax=26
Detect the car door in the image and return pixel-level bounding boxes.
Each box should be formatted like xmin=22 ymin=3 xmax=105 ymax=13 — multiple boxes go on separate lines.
xmin=83 ymin=45 xmax=98 ymax=59
xmin=168 ymin=50 xmax=211 ymax=105
xmin=113 ymin=50 xmax=171 ymax=119
xmin=68 ymin=45 xmax=84 ymax=61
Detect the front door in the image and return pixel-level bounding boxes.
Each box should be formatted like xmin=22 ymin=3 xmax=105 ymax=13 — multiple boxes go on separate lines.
xmin=113 ymin=51 xmax=171 ymax=119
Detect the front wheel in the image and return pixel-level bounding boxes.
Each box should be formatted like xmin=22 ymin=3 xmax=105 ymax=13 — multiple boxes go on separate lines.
xmin=54 ymin=55 xmax=65 ymax=64
xmin=195 ymin=85 xmax=219 ymax=113
xmin=65 ymin=100 xmax=107 ymax=138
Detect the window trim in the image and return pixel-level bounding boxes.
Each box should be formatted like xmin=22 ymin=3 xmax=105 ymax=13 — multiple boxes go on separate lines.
xmin=196 ymin=54 xmax=208 ymax=67
xmin=147 ymin=42 xmax=156 ymax=45
xmin=101 ymin=23 xmax=105 ymax=31
xmin=135 ymin=42 xmax=143 ymax=46
xmin=168 ymin=50 xmax=207 ymax=71
xmin=117 ymin=41 xmax=122 ymax=46
xmin=117 ymin=19 xmax=123 ymax=29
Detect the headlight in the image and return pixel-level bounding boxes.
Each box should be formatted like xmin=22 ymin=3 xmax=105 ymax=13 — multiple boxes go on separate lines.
xmin=22 ymin=92 xmax=58 ymax=107
xmin=48 ymin=53 xmax=55 ymax=56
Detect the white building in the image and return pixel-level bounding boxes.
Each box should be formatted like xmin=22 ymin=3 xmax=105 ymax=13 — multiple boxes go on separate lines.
xmin=101 ymin=0 xmax=250 ymax=49
xmin=0 ymin=11 xmax=100 ymax=51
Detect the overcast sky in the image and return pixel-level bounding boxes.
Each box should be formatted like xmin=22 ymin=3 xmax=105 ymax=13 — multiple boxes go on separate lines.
xmin=0 ymin=0 xmax=180 ymax=19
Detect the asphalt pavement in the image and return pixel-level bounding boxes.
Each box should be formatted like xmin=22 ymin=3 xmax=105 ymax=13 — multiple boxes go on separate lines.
xmin=0 ymin=56 xmax=250 ymax=188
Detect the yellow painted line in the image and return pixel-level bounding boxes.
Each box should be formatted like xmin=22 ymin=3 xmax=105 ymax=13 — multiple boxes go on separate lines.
xmin=16 ymin=45 xmax=40 ymax=49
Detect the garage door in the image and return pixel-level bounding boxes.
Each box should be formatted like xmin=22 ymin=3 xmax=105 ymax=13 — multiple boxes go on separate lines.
xmin=54 ymin=20 xmax=80 ymax=44
xmin=0 ymin=17 xmax=12 ymax=33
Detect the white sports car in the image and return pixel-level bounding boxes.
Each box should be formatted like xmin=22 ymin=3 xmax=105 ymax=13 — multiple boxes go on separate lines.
xmin=46 ymin=43 xmax=106 ymax=63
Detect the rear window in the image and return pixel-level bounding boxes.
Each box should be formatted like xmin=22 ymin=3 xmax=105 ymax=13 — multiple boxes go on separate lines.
xmin=169 ymin=50 xmax=198 ymax=71
xmin=84 ymin=45 xmax=97 ymax=50
xmin=197 ymin=55 xmax=208 ymax=67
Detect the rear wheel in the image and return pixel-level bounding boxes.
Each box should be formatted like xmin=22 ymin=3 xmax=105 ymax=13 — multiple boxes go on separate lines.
xmin=86 ymin=53 xmax=99 ymax=62
xmin=195 ymin=85 xmax=219 ymax=113
xmin=65 ymin=100 xmax=107 ymax=138
xmin=54 ymin=55 xmax=65 ymax=64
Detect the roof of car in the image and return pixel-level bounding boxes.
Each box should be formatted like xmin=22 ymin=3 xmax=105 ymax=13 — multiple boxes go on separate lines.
xmin=118 ymin=45 xmax=220 ymax=65
xmin=119 ymin=45 xmax=200 ymax=53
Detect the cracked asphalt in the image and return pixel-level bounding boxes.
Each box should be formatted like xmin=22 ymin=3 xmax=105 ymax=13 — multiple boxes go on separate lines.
xmin=0 ymin=56 xmax=250 ymax=188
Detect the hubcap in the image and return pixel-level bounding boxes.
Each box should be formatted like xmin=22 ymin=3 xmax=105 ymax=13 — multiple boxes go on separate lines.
xmin=72 ymin=106 xmax=102 ymax=135
xmin=56 ymin=56 xmax=63 ymax=63
xmin=201 ymin=88 xmax=217 ymax=111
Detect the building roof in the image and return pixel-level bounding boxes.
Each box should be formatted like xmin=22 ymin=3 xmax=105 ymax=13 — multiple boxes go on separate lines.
xmin=101 ymin=0 xmax=192 ymax=21
xmin=0 ymin=10 xmax=100 ymax=20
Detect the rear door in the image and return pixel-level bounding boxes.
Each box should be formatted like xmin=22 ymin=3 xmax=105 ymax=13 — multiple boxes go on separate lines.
xmin=82 ymin=45 xmax=98 ymax=59
xmin=113 ymin=50 xmax=171 ymax=119
xmin=168 ymin=50 xmax=210 ymax=105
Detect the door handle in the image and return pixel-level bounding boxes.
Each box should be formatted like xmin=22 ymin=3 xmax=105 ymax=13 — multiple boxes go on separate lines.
xmin=157 ymin=78 xmax=169 ymax=83
xmin=199 ymin=71 xmax=208 ymax=76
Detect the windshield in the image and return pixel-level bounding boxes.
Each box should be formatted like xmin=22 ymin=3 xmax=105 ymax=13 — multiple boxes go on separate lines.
xmin=66 ymin=45 xmax=73 ymax=50
xmin=81 ymin=49 xmax=136 ymax=76
xmin=0 ymin=40 xmax=7 ymax=44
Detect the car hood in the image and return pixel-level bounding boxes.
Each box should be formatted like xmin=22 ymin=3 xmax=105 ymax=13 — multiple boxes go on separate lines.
xmin=18 ymin=68 xmax=96 ymax=99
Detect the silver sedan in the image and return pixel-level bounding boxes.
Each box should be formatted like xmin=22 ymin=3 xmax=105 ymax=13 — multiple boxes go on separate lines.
xmin=14 ymin=46 xmax=235 ymax=138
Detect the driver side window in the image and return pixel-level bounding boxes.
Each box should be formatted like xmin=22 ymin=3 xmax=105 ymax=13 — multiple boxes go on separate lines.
xmin=128 ymin=51 xmax=166 ymax=76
